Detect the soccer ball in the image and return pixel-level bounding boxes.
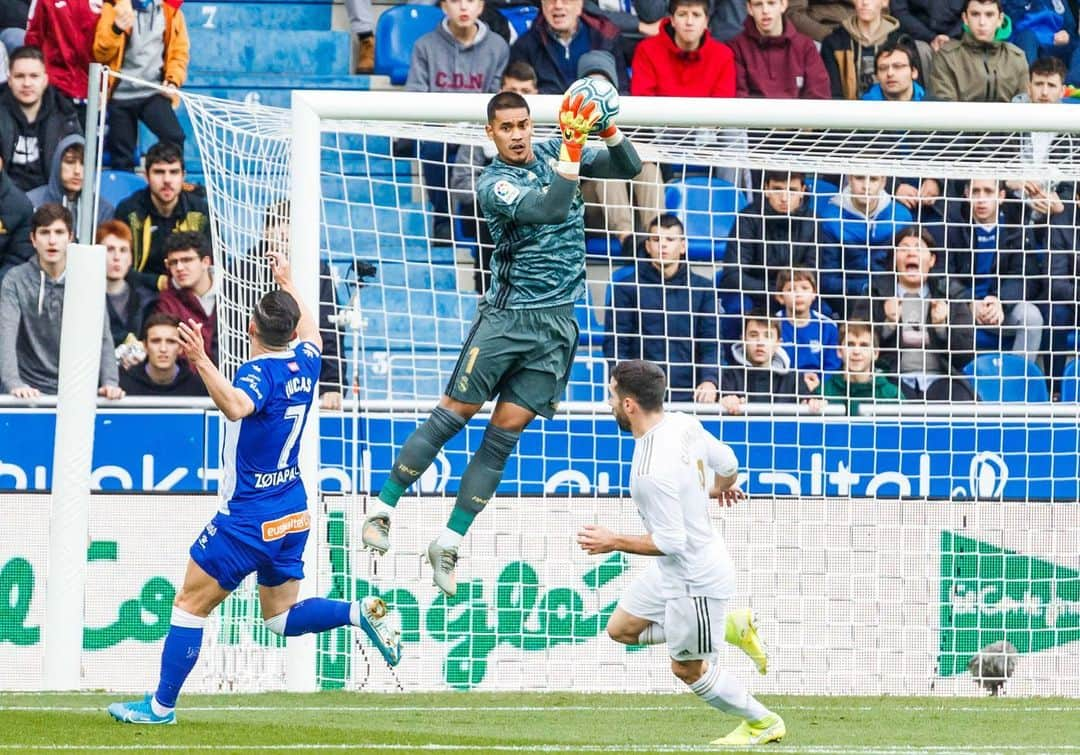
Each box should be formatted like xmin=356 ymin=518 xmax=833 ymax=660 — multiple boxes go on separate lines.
xmin=565 ymin=76 xmax=619 ymax=134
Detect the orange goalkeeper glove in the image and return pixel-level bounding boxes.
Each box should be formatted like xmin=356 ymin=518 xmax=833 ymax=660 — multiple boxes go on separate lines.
xmin=558 ymin=91 xmax=601 ymax=178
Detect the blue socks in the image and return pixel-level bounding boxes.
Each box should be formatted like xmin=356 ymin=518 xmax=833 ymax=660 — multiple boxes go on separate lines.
xmin=281 ymin=598 xmax=353 ymax=636
xmin=154 ymin=607 xmax=206 ymax=710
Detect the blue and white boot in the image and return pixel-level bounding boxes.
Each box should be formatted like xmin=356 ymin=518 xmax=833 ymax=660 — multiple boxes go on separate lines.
xmin=107 ymin=694 xmax=176 ymax=725
xmin=357 ymin=596 xmax=402 ymax=667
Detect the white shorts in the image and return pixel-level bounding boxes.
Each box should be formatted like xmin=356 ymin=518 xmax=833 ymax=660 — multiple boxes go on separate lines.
xmin=618 ymin=561 xmax=728 ymax=661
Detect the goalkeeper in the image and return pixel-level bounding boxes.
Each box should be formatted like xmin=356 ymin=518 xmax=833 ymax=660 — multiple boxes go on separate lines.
xmin=364 ymin=87 xmax=642 ymax=596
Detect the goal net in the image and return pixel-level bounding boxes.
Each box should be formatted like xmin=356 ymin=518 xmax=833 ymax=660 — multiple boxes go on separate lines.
xmin=170 ymin=90 xmax=1080 ymax=696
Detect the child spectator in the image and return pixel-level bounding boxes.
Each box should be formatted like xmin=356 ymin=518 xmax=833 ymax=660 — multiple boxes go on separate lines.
xmin=729 ymin=0 xmax=831 ymax=98
xmin=604 ymin=214 xmax=720 ymax=403
xmin=929 ymin=0 xmax=1028 ymax=102
xmin=93 ymin=0 xmax=190 ymax=173
xmin=810 ymin=319 xmax=899 ymax=414
xmin=154 ymin=230 xmax=217 ymax=365
xmin=0 ymin=46 xmax=81 ymax=194
xmin=119 ymin=312 xmax=206 ymax=396
xmin=27 ymin=135 xmax=114 ymax=231
xmin=0 ymin=203 xmax=121 ymax=397
xmin=721 ymin=309 xmax=814 ymax=414
xmin=100 ymin=219 xmax=157 ymax=351
xmin=25 ymin=0 xmax=100 ymax=117
xmin=819 ymin=174 xmax=913 ymax=315
xmin=944 ymin=178 xmax=1044 ymax=362
xmin=406 ymin=0 xmax=509 ymax=240
xmin=774 ymin=267 xmax=842 ymax=375
xmin=868 ymin=226 xmax=975 ymax=401
xmin=0 ymin=157 xmax=34 ymax=282
xmin=820 ymin=0 xmax=904 ymax=99
xmin=630 ymin=0 xmax=736 ymax=96
xmin=114 ymin=141 xmax=210 ymax=286
xmin=509 ymin=0 xmax=630 ymax=94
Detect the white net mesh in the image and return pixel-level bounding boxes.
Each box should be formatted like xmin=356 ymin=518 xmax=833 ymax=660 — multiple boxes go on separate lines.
xmin=167 ymin=90 xmax=1080 ymax=694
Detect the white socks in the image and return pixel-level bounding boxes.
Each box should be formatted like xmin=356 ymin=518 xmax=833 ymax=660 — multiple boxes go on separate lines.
xmin=689 ymin=662 xmax=770 ymax=722
xmin=638 ymin=624 xmax=666 ymax=645
xmin=436 ymin=529 xmax=463 ymax=549
xmin=369 ymin=500 xmax=395 ymax=520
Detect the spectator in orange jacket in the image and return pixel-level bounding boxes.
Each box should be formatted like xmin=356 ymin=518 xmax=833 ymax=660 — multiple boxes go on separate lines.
xmin=93 ymin=0 xmax=189 ymax=172
xmin=631 ymin=0 xmax=736 ymax=96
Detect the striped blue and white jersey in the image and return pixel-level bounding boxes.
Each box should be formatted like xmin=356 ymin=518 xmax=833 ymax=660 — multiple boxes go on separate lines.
xmin=219 ymin=341 xmax=321 ymax=517
xmin=629 ymin=412 xmax=738 ymax=600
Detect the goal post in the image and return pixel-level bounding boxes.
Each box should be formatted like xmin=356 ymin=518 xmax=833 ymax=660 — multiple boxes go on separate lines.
xmin=168 ymin=87 xmax=1080 ymax=696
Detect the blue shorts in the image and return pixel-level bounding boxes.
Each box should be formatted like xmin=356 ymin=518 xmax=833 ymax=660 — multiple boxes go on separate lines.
xmin=190 ymin=509 xmax=310 ymax=591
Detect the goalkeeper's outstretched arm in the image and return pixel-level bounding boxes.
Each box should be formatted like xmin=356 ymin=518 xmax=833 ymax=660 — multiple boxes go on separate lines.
xmin=581 ymin=130 xmax=643 ymax=181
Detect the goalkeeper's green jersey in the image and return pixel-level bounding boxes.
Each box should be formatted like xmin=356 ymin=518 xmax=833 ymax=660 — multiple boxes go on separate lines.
xmin=476 ymin=137 xmax=600 ymax=310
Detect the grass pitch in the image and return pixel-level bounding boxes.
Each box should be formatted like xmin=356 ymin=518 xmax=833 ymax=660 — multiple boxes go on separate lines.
xmin=1 ymin=692 xmax=1078 ymax=754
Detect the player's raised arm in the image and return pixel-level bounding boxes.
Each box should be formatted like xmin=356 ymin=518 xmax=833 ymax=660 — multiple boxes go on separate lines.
xmin=267 ymin=250 xmax=322 ymax=351
xmin=573 ymin=84 xmax=642 ymax=181
xmin=177 ymin=320 xmax=255 ymax=421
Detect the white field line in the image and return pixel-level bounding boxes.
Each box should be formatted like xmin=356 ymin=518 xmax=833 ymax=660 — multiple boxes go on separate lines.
xmin=1 ymin=703 xmax=1078 ymax=714
xmin=1 ymin=747 xmax=1080 ymax=754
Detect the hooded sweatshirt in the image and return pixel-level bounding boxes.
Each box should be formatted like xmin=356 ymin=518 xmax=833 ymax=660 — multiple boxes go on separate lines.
xmin=818 ymin=189 xmax=914 ymax=302
xmin=0 ymin=85 xmax=81 ymax=193
xmin=405 ymin=18 xmax=509 ymax=93
xmin=27 ymin=134 xmax=115 ymax=228
xmin=928 ymin=28 xmax=1029 ymax=103
xmin=729 ymin=14 xmax=831 ymax=98
xmin=0 ymin=256 xmax=119 ymax=393
xmin=820 ymin=14 xmax=903 ymax=99
xmin=630 ymin=17 xmax=736 ymax=97
xmin=0 ymin=171 xmax=34 ymax=282
xmin=720 ymin=341 xmax=801 ymax=401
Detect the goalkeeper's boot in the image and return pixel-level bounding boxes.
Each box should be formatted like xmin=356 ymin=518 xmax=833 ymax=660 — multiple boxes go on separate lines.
xmin=107 ymin=694 xmax=176 ymax=725
xmin=710 ymin=713 xmax=785 ymax=746
xmin=725 ymin=607 xmax=768 ymax=675
xmin=361 ymin=512 xmax=391 ymax=555
xmin=357 ymin=596 xmax=402 ymax=667
xmin=426 ymin=539 xmax=459 ymax=597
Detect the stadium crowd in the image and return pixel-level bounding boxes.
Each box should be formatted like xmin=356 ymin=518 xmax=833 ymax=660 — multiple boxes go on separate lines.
xmin=0 ymin=0 xmax=1078 ymax=410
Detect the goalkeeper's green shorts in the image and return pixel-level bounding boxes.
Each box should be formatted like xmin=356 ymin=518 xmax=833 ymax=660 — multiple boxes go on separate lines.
xmin=444 ymin=300 xmax=579 ymax=419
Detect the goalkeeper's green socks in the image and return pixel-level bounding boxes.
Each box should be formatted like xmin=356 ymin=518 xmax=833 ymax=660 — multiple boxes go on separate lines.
xmin=444 ymin=424 xmax=521 ymax=537
xmin=378 ymin=406 xmax=466 ymax=507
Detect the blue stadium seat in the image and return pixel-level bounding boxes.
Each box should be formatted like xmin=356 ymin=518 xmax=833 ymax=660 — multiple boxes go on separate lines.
xmin=386 ymin=352 xmax=458 ymax=400
xmin=100 ymin=170 xmax=147 ymax=207
xmin=499 ymin=5 xmax=539 ymax=39
xmin=664 ymin=177 xmax=748 ymax=262
xmin=374 ymin=5 xmax=443 ymax=85
xmin=1062 ymin=359 xmax=1079 ymax=402
xmin=183 ymin=2 xmax=332 ymax=32
xmin=565 ymin=353 xmax=608 ymax=402
xmin=575 ymin=286 xmax=605 ymax=347
xmin=187 ymin=29 xmax=350 ymax=75
xmin=962 ymin=353 xmax=1050 ymax=402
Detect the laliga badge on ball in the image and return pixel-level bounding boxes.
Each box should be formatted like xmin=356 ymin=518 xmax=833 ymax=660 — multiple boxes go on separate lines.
xmin=493 ymin=180 xmax=520 ymax=204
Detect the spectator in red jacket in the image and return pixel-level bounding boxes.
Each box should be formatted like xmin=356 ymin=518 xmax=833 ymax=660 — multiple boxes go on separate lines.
xmin=631 ymin=0 xmax=736 ymax=96
xmin=25 ymin=0 xmax=100 ymax=122
xmin=729 ymin=0 xmax=831 ymax=98
xmin=154 ymin=230 xmax=217 ymax=365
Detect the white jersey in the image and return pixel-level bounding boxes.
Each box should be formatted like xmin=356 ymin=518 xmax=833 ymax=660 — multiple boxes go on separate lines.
xmin=629 ymin=412 xmax=738 ymax=600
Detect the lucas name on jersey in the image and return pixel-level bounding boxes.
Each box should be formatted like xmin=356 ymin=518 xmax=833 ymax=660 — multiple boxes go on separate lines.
xmin=285 ymin=376 xmax=312 ymax=399
xmin=254 ymin=465 xmax=300 ymax=489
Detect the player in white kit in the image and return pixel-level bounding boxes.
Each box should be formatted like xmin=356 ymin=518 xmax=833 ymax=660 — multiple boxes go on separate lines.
xmin=577 ymin=359 xmax=785 ymax=746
